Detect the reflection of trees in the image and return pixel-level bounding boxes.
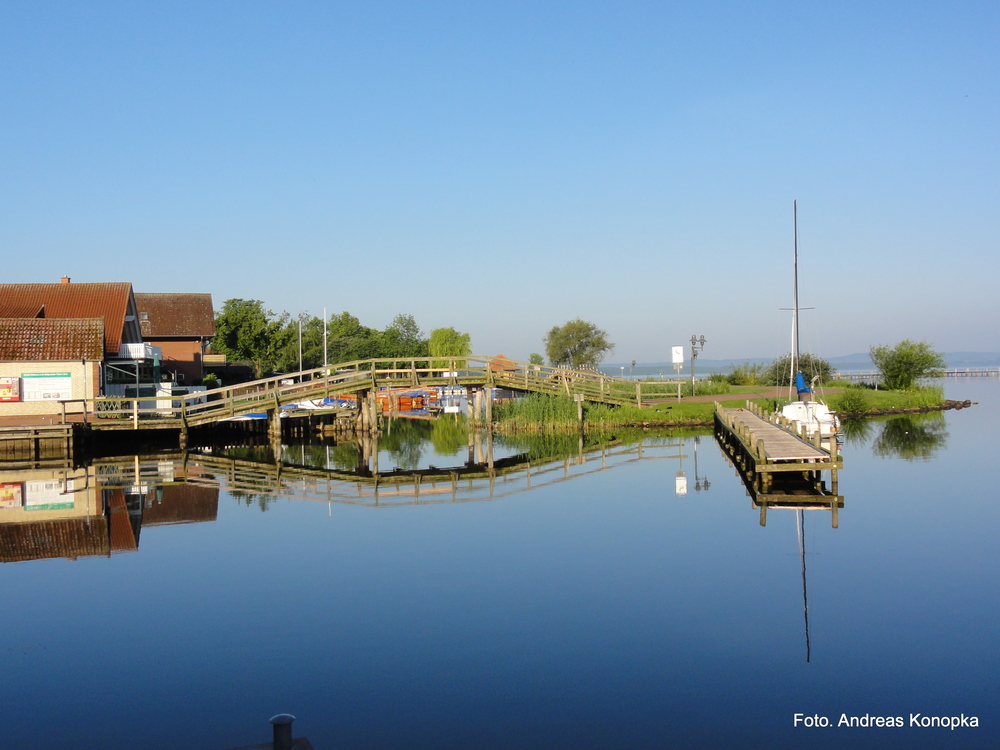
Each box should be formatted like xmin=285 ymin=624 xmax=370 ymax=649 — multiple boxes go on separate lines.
xmin=231 ymin=490 xmax=277 ymax=512
xmin=872 ymin=413 xmax=948 ymax=461
xmin=431 ymin=415 xmax=467 ymax=455
xmin=329 ymin=442 xmax=361 ymax=471
xmin=380 ymin=419 xmax=432 ymax=469
xmin=840 ymin=418 xmax=874 ymax=447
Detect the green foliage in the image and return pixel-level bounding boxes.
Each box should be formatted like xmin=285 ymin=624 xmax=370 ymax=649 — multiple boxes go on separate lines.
xmin=870 ymin=339 xmax=945 ymax=390
xmin=762 ymin=352 xmax=834 ymax=387
xmin=326 ymin=311 xmax=381 ymax=362
xmin=201 ymin=373 xmax=219 ymax=389
xmin=544 ymin=319 xmax=614 ymax=369
xmin=528 ymin=353 xmax=545 ymax=365
xmin=833 ymin=388 xmax=870 ymax=415
xmin=690 ymin=379 xmax=731 ymax=396
xmin=726 ymin=361 xmax=765 ymax=385
xmin=492 ymin=394 xmax=579 ymax=429
xmin=429 ymin=327 xmax=471 ymax=369
xmin=381 ymin=313 xmax=428 ymax=358
xmin=273 ymin=314 xmax=328 ymax=372
xmin=212 ymin=299 xmax=291 ymax=378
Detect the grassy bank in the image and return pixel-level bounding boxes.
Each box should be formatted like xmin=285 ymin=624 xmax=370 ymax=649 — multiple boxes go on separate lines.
xmin=492 ymin=386 xmax=953 ymax=431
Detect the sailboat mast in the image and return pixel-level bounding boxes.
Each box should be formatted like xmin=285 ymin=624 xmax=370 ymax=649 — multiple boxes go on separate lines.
xmin=797 ymin=507 xmax=811 ymax=663
xmin=793 ymin=199 xmax=800 ymax=371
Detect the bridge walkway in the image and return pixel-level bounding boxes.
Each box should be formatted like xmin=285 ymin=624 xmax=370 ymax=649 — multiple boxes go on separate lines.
xmin=74 ymin=356 xmax=679 ymax=432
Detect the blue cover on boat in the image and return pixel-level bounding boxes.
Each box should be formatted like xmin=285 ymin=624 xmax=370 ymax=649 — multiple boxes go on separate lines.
xmin=795 ymin=371 xmax=812 ymax=394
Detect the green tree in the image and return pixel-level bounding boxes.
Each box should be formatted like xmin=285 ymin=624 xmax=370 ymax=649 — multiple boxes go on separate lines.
xmin=326 ymin=311 xmax=380 ymax=363
xmin=380 ymin=313 xmax=428 ymax=358
xmin=212 ymin=299 xmax=290 ymax=378
xmin=870 ymin=339 xmax=946 ymax=390
xmin=528 ymin=353 xmax=544 ymax=366
xmin=762 ymin=352 xmax=834 ymax=387
xmin=428 ymin=327 xmax=472 ymax=369
xmin=544 ymin=319 xmax=614 ymax=369
xmin=273 ymin=314 xmax=327 ymax=372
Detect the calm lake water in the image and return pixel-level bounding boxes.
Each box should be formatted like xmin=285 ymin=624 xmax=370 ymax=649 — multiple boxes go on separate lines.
xmin=2 ymin=380 xmax=998 ymax=749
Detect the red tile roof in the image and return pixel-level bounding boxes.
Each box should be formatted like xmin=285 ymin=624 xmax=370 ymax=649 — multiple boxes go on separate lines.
xmin=0 ymin=318 xmax=105 ymax=361
xmin=0 ymin=517 xmax=111 ymax=562
xmin=134 ymin=293 xmax=215 ymax=338
xmin=142 ymin=484 xmax=219 ymax=526
xmin=0 ymin=283 xmax=135 ymax=355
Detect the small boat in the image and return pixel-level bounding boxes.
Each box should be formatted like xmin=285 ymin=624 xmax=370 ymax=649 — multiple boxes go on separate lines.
xmin=779 ymin=201 xmax=841 ymax=441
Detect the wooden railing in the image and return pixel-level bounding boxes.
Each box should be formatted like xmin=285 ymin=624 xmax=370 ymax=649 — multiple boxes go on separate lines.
xmin=83 ymin=356 xmax=686 ymax=430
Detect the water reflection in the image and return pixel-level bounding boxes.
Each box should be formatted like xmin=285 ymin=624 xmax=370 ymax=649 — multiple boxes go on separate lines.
xmin=842 ymin=411 xmax=949 ymax=461
xmin=1 ymin=429 xmax=696 ymax=563
xmin=0 ymin=462 xmax=218 ymax=563
xmin=713 ymin=428 xmax=844 ymax=528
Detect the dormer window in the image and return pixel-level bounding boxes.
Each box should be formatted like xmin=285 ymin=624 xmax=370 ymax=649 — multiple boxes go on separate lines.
xmin=139 ymin=312 xmax=149 ymax=322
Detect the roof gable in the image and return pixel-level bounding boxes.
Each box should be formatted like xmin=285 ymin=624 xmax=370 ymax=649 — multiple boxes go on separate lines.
xmin=0 ymin=283 xmax=135 ymax=355
xmin=0 ymin=318 xmax=105 ymax=361
xmin=134 ymin=293 xmax=215 ymax=338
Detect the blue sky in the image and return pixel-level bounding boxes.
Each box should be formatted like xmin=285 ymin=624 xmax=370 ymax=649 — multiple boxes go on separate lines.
xmin=3 ymin=2 xmax=997 ymax=362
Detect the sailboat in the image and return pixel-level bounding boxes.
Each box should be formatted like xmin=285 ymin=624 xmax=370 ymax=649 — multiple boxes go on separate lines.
xmin=779 ymin=201 xmax=841 ymax=441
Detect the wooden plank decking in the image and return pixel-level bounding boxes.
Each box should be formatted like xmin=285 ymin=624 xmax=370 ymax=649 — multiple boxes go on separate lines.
xmin=723 ymin=408 xmax=828 ymax=462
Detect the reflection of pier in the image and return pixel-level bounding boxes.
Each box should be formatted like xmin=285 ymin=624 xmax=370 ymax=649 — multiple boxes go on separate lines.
xmin=714 ymin=403 xmax=843 ymax=528
xmin=713 ymin=406 xmax=838 ymax=662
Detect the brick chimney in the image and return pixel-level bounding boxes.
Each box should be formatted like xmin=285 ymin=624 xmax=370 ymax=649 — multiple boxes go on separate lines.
xmin=60 ymin=276 xmax=71 ymax=284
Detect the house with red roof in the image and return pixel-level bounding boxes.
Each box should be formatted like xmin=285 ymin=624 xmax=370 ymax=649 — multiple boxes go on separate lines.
xmin=134 ymin=293 xmax=215 ymax=384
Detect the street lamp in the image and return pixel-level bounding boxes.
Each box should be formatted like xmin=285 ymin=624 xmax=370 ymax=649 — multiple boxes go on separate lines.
xmin=690 ymin=335 xmax=706 ymax=396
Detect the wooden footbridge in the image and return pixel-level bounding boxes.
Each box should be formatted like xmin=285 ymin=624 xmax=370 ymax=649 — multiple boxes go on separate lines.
xmin=68 ymin=356 xmax=670 ymax=435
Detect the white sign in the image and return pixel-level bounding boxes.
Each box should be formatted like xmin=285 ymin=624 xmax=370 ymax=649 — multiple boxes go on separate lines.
xmin=24 ymin=479 xmax=75 ymax=510
xmin=671 ymin=346 xmax=684 ymax=365
xmin=21 ymin=372 xmax=73 ymax=402
xmin=675 ymin=471 xmax=688 ymax=496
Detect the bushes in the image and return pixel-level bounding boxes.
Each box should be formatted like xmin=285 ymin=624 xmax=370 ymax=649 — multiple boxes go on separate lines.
xmin=834 ymin=389 xmax=870 ymax=415
xmin=725 ymin=361 xmax=766 ymax=385
xmin=762 ymin=352 xmax=834 ymax=386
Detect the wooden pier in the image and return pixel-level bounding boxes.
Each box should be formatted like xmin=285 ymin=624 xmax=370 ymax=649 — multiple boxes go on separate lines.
xmin=714 ymin=401 xmax=841 ymax=490
xmin=714 ymin=402 xmax=843 ymax=527
xmin=0 ymin=424 xmax=76 ymax=468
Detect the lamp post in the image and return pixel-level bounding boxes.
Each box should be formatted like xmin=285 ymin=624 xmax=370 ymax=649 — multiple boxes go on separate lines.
xmin=690 ymin=335 xmax=706 ymax=396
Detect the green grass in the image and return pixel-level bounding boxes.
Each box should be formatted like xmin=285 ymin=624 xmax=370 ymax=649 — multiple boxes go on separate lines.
xmin=492 ymin=385 xmax=948 ymax=431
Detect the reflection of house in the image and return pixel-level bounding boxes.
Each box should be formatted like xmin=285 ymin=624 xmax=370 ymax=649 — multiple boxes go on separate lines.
xmin=134 ymin=293 xmax=215 ymax=384
xmin=0 ymin=466 xmax=107 ymax=562
xmin=0 ymin=462 xmax=220 ymax=563
xmin=142 ymin=484 xmax=219 ymax=526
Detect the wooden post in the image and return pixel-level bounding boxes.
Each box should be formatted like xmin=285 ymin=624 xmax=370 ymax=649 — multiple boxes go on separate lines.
xmin=132 ymin=399 xmax=138 ymax=429
xmin=635 ymin=382 xmax=641 ymax=407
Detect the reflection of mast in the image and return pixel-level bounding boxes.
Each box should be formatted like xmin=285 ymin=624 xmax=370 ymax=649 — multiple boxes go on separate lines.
xmin=797 ymin=508 xmax=811 ymax=663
